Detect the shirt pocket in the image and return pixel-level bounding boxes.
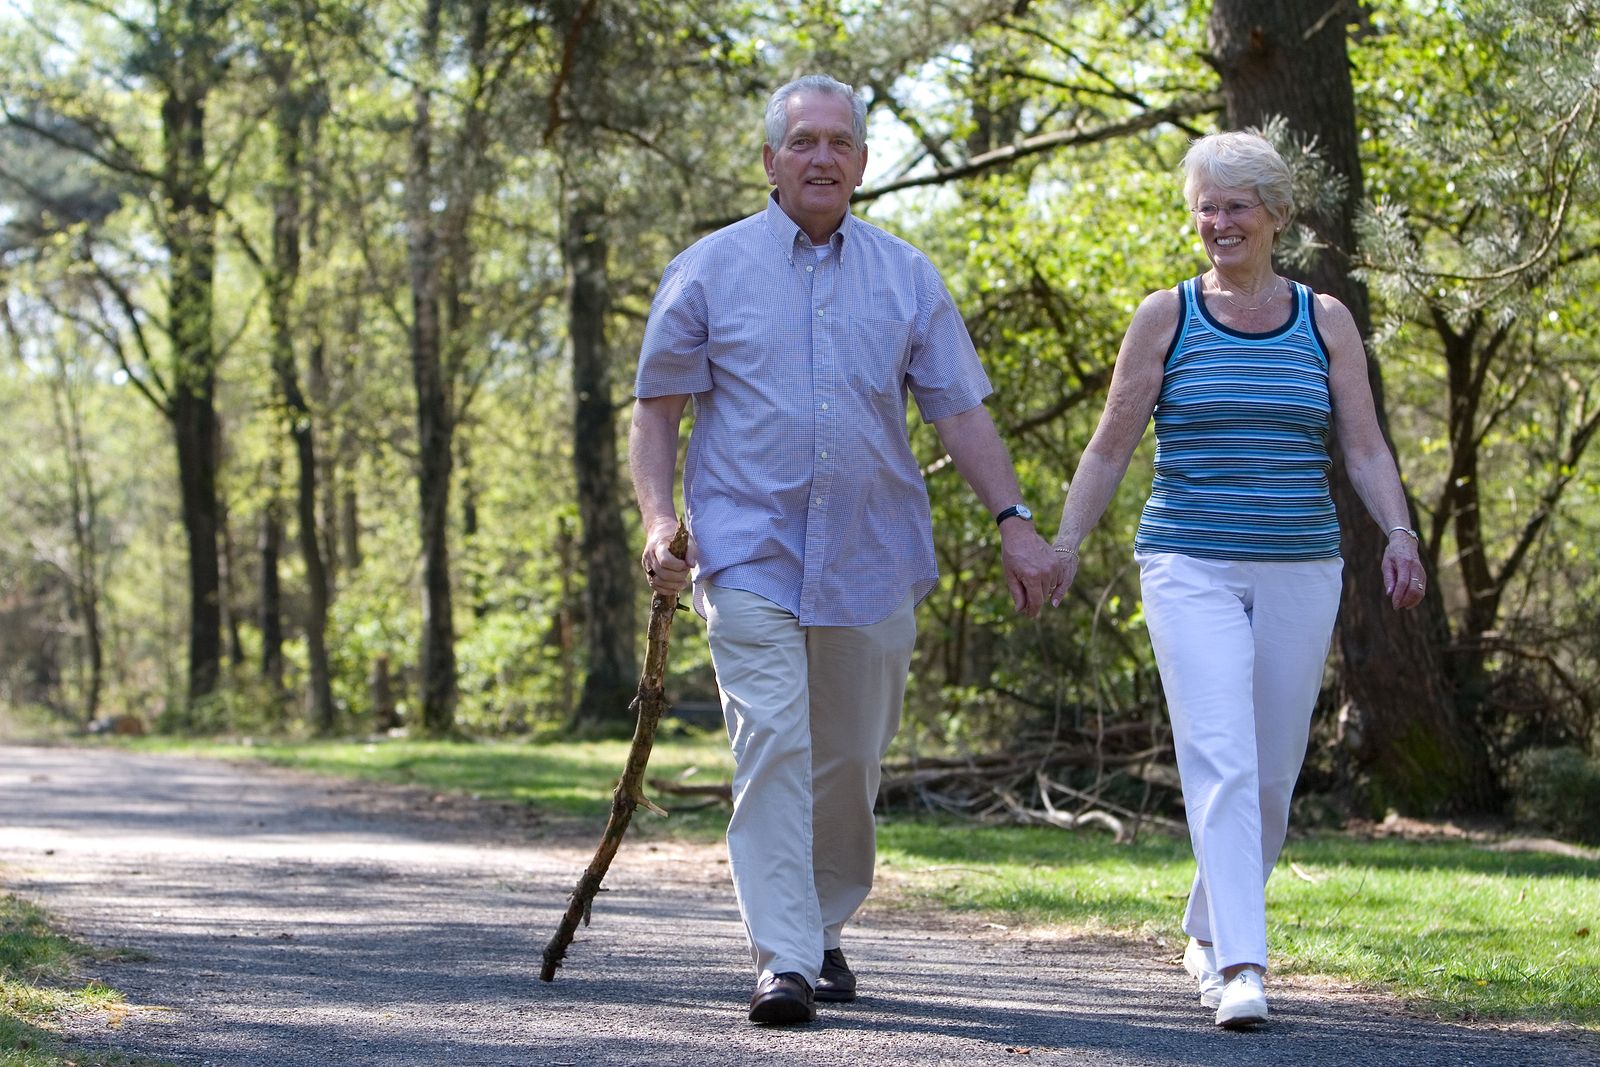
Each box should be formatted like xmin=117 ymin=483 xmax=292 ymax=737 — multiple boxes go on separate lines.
xmin=845 ymin=315 xmax=913 ymax=404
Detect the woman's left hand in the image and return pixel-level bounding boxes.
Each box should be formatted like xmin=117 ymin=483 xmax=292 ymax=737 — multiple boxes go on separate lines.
xmin=1382 ymin=530 xmax=1427 ymax=610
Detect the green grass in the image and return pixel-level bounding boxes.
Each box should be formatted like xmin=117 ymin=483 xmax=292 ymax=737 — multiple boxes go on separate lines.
xmin=0 ymin=893 xmax=161 ymax=1066
xmin=120 ymin=735 xmax=1600 ymax=1028
xmin=877 ymin=820 xmax=1600 ymax=1026
xmin=135 ymin=732 xmax=738 ymax=840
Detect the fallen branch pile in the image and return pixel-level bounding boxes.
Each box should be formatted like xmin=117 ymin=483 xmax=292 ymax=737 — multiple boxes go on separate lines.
xmin=646 ymin=776 xmax=731 ymax=810
xmin=878 ymin=720 xmax=1185 ymax=842
xmin=647 ymin=718 xmax=1186 ymax=844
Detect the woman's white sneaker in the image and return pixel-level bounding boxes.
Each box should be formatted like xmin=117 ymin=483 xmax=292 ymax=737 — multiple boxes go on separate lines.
xmin=1182 ymin=939 xmax=1224 ymax=1009
xmin=1214 ymin=970 xmax=1269 ymax=1028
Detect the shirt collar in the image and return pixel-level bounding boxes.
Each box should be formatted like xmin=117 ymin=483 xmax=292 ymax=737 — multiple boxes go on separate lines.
xmin=764 ymin=192 xmax=852 ymax=264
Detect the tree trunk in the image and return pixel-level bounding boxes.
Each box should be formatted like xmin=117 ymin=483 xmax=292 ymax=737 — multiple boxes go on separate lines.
xmin=1435 ymin=314 xmax=1495 ymax=714
xmin=258 ymin=493 xmax=285 ymax=689
xmin=219 ymin=493 xmax=246 ymax=671
xmin=307 ymin=336 xmax=337 ymax=587
xmin=370 ymin=654 xmax=398 ymax=731
xmin=439 ymin=0 xmax=492 ymax=626
xmin=556 ymin=515 xmax=577 ymax=718
xmin=38 ymin=337 xmax=104 ymax=724
xmin=266 ymin=68 xmax=337 ymax=734
xmin=341 ymin=482 xmax=361 ymax=572
xmin=171 ymin=387 xmax=222 ymax=702
xmin=295 ymin=422 xmax=337 ymax=734
xmin=406 ymin=0 xmax=460 ymax=736
xmin=460 ymin=435 xmax=488 ymax=618
xmin=81 ymin=576 xmax=103 ymax=722
xmin=565 ymin=193 xmax=637 ymax=734
xmin=67 ymin=449 xmax=104 ymax=723
xmin=1207 ymin=0 xmax=1496 ymax=812
xmin=164 ymin=70 xmax=223 ymax=703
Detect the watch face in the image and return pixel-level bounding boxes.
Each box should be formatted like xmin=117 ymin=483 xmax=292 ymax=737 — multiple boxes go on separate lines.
xmin=1015 ymin=504 xmax=1034 ymax=521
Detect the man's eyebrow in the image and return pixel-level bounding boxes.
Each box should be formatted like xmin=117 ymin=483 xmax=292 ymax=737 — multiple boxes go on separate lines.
xmin=788 ymin=124 xmax=855 ymax=142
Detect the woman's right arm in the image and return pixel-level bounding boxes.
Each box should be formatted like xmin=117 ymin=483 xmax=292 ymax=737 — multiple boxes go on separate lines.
xmin=1049 ymin=288 xmax=1176 ymax=597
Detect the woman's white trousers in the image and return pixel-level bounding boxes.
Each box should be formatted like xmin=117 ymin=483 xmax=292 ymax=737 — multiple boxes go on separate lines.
xmin=1137 ymin=551 xmax=1343 ymax=972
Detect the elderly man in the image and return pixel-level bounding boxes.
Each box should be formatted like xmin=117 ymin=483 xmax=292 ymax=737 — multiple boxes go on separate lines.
xmin=629 ymin=73 xmax=1064 ymax=1025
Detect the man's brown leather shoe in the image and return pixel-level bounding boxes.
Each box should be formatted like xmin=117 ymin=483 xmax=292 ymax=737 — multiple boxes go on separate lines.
xmin=815 ymin=947 xmax=857 ymax=1002
xmin=748 ymin=972 xmax=815 ymax=1024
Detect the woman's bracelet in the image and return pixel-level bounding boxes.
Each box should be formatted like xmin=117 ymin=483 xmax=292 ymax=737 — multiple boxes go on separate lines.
xmin=1387 ymin=525 xmax=1419 ymax=541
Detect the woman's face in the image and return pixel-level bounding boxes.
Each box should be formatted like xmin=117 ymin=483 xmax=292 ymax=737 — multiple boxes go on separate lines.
xmin=1190 ymin=181 xmax=1278 ymax=274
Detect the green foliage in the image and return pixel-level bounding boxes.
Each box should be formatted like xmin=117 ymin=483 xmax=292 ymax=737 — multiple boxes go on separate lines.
xmin=1353 ymin=0 xmax=1600 ymax=750
xmin=1508 ymin=747 xmax=1600 ymax=844
xmin=0 ymin=274 xmax=178 ymax=722
xmin=153 ymin=676 xmax=293 ymax=738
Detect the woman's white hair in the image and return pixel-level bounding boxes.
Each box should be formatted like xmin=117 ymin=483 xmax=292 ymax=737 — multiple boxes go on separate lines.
xmin=1183 ymin=130 xmax=1294 ymax=228
xmin=764 ymin=74 xmax=867 ymax=149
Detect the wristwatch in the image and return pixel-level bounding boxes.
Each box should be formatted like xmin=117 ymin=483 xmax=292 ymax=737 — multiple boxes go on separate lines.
xmin=994 ymin=504 xmax=1034 ymax=526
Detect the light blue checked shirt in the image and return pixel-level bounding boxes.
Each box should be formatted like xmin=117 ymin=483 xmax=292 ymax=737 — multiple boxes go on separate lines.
xmin=635 ymin=195 xmax=992 ymax=627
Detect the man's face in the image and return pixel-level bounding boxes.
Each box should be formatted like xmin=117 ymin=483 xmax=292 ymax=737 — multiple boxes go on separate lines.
xmin=763 ymin=90 xmax=868 ymax=243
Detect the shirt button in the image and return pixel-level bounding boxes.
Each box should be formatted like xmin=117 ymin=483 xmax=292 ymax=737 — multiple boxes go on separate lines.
xmin=805 ymin=265 xmax=814 ymax=273
xmin=815 ymin=309 xmax=824 ymax=317
xmin=814 ymin=497 xmax=823 ymax=506
xmin=820 ymin=403 xmax=828 ymax=411
xmin=819 ymin=451 xmax=828 ymax=459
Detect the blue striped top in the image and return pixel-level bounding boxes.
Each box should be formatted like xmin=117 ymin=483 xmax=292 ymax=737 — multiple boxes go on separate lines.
xmin=1134 ymin=276 xmax=1340 ymax=560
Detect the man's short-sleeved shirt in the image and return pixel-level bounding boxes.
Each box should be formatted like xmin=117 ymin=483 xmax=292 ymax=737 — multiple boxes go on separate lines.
xmin=634 ymin=195 xmax=991 ymax=627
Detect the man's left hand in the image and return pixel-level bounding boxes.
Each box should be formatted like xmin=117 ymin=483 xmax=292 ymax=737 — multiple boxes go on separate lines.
xmin=1000 ymin=524 xmax=1069 ymax=618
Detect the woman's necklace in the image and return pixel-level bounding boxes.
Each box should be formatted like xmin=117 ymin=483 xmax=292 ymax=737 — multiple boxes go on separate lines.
xmin=1213 ymin=272 xmax=1282 ymax=313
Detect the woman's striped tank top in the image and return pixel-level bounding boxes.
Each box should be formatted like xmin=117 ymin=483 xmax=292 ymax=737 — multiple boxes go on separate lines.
xmin=1133 ymin=275 xmax=1341 ymax=561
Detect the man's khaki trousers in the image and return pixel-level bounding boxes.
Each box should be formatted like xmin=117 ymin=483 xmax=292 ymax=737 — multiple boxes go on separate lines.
xmin=703 ymin=583 xmax=916 ymax=984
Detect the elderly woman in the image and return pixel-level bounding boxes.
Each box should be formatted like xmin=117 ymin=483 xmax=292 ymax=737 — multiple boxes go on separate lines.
xmin=1050 ymin=130 xmax=1426 ymax=1028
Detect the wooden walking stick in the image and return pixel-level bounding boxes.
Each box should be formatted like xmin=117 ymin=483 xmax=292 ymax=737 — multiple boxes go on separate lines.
xmin=540 ymin=522 xmax=689 ymax=982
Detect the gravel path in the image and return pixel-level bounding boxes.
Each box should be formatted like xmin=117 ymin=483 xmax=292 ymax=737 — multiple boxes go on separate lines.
xmin=1 ymin=744 xmax=1594 ymax=1066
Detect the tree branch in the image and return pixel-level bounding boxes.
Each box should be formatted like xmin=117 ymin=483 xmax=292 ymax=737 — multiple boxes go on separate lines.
xmin=543 ymin=0 xmax=602 ymax=145
xmin=0 ymin=105 xmax=159 ymax=185
xmin=80 ymin=254 xmax=171 ymax=413
xmin=853 ymin=94 xmax=1221 ymax=203
xmin=1492 ymin=400 xmax=1600 ymax=611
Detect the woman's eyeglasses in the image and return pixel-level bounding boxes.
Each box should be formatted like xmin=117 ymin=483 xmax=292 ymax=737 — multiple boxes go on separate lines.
xmin=1192 ymin=200 xmax=1263 ymax=221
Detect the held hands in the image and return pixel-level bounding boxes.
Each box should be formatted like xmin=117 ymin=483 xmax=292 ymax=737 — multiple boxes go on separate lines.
xmin=1000 ymin=524 xmax=1072 ymax=618
xmin=641 ymin=516 xmax=695 ymax=596
xmin=1050 ymin=543 xmax=1080 ymax=605
xmin=1381 ymin=528 xmax=1427 ymax=610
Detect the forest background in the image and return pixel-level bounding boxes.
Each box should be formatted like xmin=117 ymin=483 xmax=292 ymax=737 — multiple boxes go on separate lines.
xmin=1 ymin=0 xmax=1597 ymax=831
